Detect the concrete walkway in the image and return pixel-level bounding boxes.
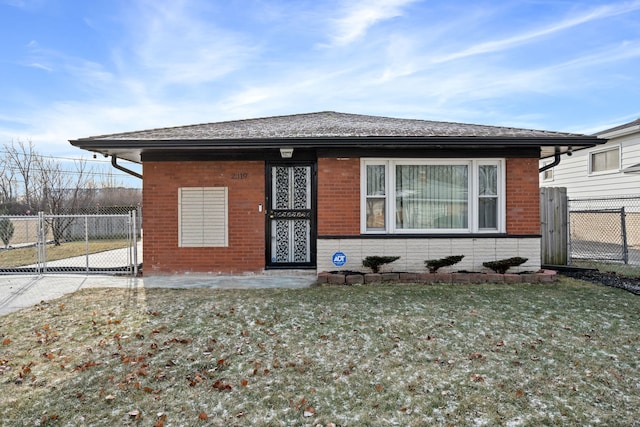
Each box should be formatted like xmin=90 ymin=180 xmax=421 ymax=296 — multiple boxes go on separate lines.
xmin=18 ymin=241 xmax=143 ymax=271
xmin=0 ymin=272 xmax=316 ymax=316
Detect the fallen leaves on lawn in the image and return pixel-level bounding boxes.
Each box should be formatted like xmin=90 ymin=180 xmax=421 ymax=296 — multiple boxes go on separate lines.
xmin=74 ymin=360 xmax=101 ymax=372
xmin=212 ymin=379 xmax=233 ymax=391
xmin=15 ymin=362 xmax=34 ymax=384
xmin=39 ymin=414 xmax=59 ymax=425
xmin=1 ymin=284 xmax=639 ymax=426
xmin=154 ymin=413 xmax=167 ymax=427
xmin=128 ymin=409 xmax=141 ymax=419
xmin=470 ymin=373 xmax=485 ymax=382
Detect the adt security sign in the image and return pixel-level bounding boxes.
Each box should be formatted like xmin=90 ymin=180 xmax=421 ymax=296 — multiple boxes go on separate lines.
xmin=332 ymin=251 xmax=347 ymax=267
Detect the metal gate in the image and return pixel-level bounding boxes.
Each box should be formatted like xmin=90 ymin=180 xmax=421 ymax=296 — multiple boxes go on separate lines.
xmin=0 ymin=211 xmax=140 ymax=275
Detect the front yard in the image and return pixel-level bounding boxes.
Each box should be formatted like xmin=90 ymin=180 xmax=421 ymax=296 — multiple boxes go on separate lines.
xmin=1 ymin=279 xmax=638 ymax=426
xmin=0 ymin=239 xmax=131 ymax=267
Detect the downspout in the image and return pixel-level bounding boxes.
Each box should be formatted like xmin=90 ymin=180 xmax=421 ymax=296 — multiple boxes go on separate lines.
xmin=539 ymin=146 xmax=571 ymax=173
xmin=111 ymin=155 xmax=143 ymax=179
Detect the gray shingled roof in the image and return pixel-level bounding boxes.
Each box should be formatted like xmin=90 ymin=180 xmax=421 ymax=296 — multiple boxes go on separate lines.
xmin=80 ymin=111 xmax=587 ymax=141
xmin=71 ymin=111 xmax=605 ymax=164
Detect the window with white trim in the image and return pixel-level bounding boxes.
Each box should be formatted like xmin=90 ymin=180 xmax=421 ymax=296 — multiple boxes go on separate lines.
xmin=589 ymin=146 xmax=620 ymax=174
xmin=179 ymin=187 xmax=228 ymax=247
xmin=361 ymin=159 xmax=505 ymax=233
xmin=541 ymin=162 xmax=554 ymax=181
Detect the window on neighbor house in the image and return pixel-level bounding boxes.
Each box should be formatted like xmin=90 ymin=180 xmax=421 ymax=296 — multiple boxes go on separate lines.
xmin=541 ymin=163 xmax=554 ymax=181
xmin=361 ymin=159 xmax=504 ymax=234
xmin=590 ymin=146 xmax=620 ymax=173
xmin=178 ymin=187 xmax=228 ymax=247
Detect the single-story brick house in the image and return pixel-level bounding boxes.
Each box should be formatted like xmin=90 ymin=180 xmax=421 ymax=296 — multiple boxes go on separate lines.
xmin=70 ymin=111 xmax=602 ymax=275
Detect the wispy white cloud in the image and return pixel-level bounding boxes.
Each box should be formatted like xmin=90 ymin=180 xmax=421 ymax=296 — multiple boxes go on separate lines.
xmin=27 ymin=62 xmax=53 ymax=72
xmin=23 ymin=41 xmax=115 ymax=92
xmin=118 ymin=1 xmax=257 ymax=87
xmin=574 ymin=112 xmax=640 ymax=135
xmin=431 ymin=0 xmax=640 ymax=63
xmin=377 ymin=34 xmax=419 ymax=82
xmin=552 ymin=39 xmax=640 ymax=70
xmin=325 ymin=0 xmax=419 ymax=47
xmin=1 ymin=0 xmax=46 ymax=10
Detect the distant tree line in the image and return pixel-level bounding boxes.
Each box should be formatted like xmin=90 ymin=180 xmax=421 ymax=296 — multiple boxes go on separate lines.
xmin=0 ymin=140 xmax=141 ymax=245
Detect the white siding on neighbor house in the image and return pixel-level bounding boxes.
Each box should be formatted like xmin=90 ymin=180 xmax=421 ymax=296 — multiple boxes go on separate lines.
xmin=317 ymin=237 xmax=541 ymax=273
xmin=540 ymin=132 xmax=640 ymax=198
xmin=178 ymin=187 xmax=228 ymax=247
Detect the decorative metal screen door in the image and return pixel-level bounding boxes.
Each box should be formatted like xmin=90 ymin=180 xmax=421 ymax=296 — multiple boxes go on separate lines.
xmin=266 ymin=163 xmax=315 ymax=268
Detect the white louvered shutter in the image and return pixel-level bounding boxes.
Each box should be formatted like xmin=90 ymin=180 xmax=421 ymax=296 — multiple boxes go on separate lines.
xmin=179 ymin=187 xmax=228 ymax=247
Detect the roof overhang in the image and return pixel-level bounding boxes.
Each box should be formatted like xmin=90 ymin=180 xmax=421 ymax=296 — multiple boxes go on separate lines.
xmin=70 ymin=136 xmax=601 ymax=164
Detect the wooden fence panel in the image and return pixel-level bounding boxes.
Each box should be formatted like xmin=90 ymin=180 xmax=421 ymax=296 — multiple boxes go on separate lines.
xmin=540 ymin=187 xmax=568 ymax=265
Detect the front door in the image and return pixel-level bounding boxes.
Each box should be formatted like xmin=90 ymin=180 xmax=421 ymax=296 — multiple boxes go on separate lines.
xmin=266 ymin=162 xmax=316 ymax=268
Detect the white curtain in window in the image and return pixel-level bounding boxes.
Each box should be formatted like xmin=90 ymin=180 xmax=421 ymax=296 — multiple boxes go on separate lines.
xmin=366 ymin=165 xmax=386 ymax=229
xmin=478 ymin=165 xmax=497 ymax=229
xmin=591 ymin=148 xmax=619 ymax=172
xmin=396 ymin=165 xmax=468 ymax=229
xmin=366 ymin=165 xmax=385 ymax=196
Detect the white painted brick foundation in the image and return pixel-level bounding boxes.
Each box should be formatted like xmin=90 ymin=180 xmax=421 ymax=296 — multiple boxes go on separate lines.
xmin=318 ymin=238 xmax=541 ymax=273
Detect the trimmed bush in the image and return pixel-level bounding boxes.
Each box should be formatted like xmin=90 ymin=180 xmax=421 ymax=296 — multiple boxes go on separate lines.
xmin=362 ymin=256 xmax=400 ymax=273
xmin=483 ymin=257 xmax=528 ymax=274
xmin=425 ymin=255 xmax=464 ymax=273
xmin=0 ymin=216 xmax=14 ymax=249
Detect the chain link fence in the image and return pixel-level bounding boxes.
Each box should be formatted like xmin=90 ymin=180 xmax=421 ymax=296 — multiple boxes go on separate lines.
xmin=569 ymin=196 xmax=640 ymax=269
xmin=0 ymin=207 xmax=141 ymax=275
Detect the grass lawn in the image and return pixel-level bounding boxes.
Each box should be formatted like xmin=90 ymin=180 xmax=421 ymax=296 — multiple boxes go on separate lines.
xmin=1 ymin=279 xmax=638 ymax=426
xmin=0 ymin=239 xmax=130 ymax=267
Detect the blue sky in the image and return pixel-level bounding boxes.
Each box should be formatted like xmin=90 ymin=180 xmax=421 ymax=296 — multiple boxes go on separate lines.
xmin=1 ymin=0 xmax=640 ymax=180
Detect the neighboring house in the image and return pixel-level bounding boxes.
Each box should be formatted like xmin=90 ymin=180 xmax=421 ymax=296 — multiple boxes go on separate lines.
xmin=70 ymin=111 xmax=601 ymax=275
xmin=540 ymin=118 xmax=640 ymax=198
xmin=539 ymin=118 xmax=640 ymax=262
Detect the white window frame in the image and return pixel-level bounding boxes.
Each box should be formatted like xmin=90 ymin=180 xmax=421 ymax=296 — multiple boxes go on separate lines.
xmin=362 ymin=160 xmax=389 ymax=231
xmin=360 ymin=159 xmax=505 ymax=234
xmin=178 ymin=187 xmax=228 ymax=247
xmin=541 ymin=162 xmax=554 ymax=182
xmin=589 ymin=145 xmax=621 ymax=175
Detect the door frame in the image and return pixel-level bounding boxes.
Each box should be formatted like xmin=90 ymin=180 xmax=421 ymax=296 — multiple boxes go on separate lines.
xmin=265 ymin=160 xmax=317 ymax=269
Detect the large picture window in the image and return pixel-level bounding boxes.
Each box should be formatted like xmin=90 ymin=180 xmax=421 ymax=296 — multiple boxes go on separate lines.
xmin=361 ymin=159 xmax=504 ymax=233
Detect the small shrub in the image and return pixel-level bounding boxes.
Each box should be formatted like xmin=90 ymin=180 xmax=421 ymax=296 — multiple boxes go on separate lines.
xmin=483 ymin=257 xmax=528 ymax=274
xmin=362 ymin=256 xmax=400 ymax=273
xmin=425 ymin=255 xmax=464 ymax=273
xmin=0 ymin=215 xmax=14 ymax=249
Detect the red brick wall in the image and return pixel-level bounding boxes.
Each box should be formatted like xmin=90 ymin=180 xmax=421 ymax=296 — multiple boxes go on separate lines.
xmin=142 ymin=161 xmax=265 ymax=274
xmin=316 ymin=156 xmax=539 ymax=236
xmin=506 ymin=157 xmax=540 ymax=234
xmin=317 ymin=158 xmax=360 ymax=236
xmin=142 ymin=156 xmax=539 ymax=273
